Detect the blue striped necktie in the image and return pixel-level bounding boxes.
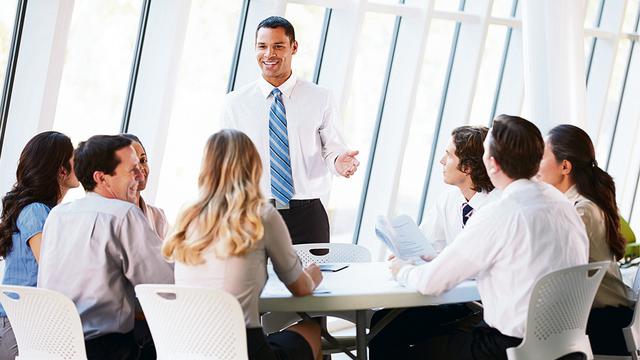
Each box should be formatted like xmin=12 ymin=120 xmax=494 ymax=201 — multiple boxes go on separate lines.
xmin=269 ymin=88 xmax=294 ymax=207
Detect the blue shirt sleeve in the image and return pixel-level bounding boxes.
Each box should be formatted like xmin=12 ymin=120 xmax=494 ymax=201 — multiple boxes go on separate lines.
xmin=16 ymin=202 xmax=51 ymax=244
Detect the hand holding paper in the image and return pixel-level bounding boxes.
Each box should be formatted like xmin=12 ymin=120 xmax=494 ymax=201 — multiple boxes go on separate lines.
xmin=375 ymin=214 xmax=437 ymax=262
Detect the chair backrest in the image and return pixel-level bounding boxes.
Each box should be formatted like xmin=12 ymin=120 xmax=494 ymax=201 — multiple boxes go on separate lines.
xmin=293 ymin=243 xmax=371 ymax=266
xmin=506 ymin=261 xmax=609 ymax=360
xmin=623 ymin=289 xmax=640 ymax=359
xmin=0 ymin=285 xmax=87 ymax=360
xmin=135 ymin=284 xmax=248 ymax=360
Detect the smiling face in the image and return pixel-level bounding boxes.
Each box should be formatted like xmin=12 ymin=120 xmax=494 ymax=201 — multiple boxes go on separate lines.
xmin=255 ymin=26 xmax=297 ymax=87
xmin=102 ymin=146 xmax=142 ymax=203
xmin=129 ymin=141 xmax=148 ymax=191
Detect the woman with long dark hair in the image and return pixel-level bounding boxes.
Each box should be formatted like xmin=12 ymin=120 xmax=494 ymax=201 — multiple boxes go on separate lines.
xmin=0 ymin=131 xmax=79 ymax=359
xmin=537 ymin=124 xmax=633 ymax=355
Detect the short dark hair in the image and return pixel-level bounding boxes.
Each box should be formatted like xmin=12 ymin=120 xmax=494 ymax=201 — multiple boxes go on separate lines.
xmin=74 ymin=135 xmax=132 ymax=191
xmin=488 ymin=115 xmax=544 ymax=180
xmin=451 ymin=126 xmax=494 ymax=193
xmin=120 ymin=133 xmax=145 ymax=152
xmin=256 ymin=16 xmax=295 ymax=43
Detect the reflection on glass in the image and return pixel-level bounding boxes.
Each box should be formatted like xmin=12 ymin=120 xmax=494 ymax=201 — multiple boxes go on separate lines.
xmin=394 ymin=19 xmax=457 ymax=219
xmin=0 ymin=1 xmax=18 ymax=95
xmin=491 ymin=0 xmax=515 ymax=18
xmin=53 ymin=0 xmax=141 ymax=144
xmin=595 ymin=39 xmax=630 ymax=163
xmin=435 ymin=0 xmax=462 ymax=12
xmin=285 ymin=3 xmax=325 ymax=82
xmin=155 ymin=1 xmax=243 ymax=222
xmin=584 ymin=0 xmax=602 ymax=28
xmin=622 ymin=0 xmax=640 ymax=33
xmin=470 ymin=25 xmax=507 ymax=126
xmin=328 ymin=12 xmax=395 ymax=245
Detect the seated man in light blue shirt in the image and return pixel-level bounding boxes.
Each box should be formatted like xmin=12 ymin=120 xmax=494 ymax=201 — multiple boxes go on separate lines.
xmin=38 ymin=135 xmax=173 ymax=360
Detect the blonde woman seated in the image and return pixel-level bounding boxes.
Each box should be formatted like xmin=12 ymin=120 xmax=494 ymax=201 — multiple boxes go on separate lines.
xmin=162 ymin=129 xmax=323 ymax=360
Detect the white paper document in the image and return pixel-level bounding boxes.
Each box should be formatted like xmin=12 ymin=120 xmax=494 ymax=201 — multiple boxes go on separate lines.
xmin=375 ymin=214 xmax=437 ymax=261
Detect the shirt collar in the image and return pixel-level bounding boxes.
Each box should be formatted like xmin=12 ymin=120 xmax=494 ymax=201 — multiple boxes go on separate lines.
xmin=258 ymin=74 xmax=298 ymax=99
xmin=501 ymin=178 xmax=534 ymax=198
xmin=564 ymin=184 xmax=581 ymax=203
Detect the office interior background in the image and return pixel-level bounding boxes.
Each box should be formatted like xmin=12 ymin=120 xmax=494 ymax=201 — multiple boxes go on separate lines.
xmin=0 ymin=0 xmax=639 ymax=260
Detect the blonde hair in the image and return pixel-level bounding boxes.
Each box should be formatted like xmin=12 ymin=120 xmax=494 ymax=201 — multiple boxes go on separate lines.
xmin=162 ymin=129 xmax=265 ymax=264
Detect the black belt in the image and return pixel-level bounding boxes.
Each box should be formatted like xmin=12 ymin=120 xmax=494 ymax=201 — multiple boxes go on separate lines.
xmin=269 ymin=198 xmax=318 ymax=210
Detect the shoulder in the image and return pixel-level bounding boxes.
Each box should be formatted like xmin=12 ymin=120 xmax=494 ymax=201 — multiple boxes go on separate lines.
xmin=225 ymin=80 xmax=260 ymax=103
xmin=293 ymin=79 xmax=331 ymax=98
xmin=17 ymin=202 xmax=51 ymax=226
xmin=573 ymin=195 xmax=603 ymax=222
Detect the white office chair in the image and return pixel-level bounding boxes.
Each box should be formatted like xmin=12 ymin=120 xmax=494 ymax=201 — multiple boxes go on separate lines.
xmin=294 ymin=243 xmax=371 ymax=266
xmin=263 ymin=243 xmax=371 ymax=359
xmin=506 ymin=261 xmax=610 ymax=360
xmin=0 ymin=285 xmax=87 ymax=360
xmin=135 ymin=284 xmax=248 ymax=360
xmin=594 ymin=265 xmax=640 ymax=360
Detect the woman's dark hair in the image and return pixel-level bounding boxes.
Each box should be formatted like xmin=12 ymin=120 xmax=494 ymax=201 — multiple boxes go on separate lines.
xmin=451 ymin=126 xmax=494 ymax=193
xmin=0 ymin=131 xmax=74 ymax=258
xmin=548 ymin=124 xmax=625 ymax=260
xmin=256 ymin=16 xmax=296 ymax=43
xmin=489 ymin=114 xmax=544 ymax=179
xmin=120 ymin=133 xmax=145 ymax=152
xmin=74 ymin=135 xmax=132 ymax=191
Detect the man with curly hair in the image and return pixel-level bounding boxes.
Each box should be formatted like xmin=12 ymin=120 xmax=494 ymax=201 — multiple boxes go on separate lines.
xmin=419 ymin=125 xmax=499 ymax=253
xmin=369 ymin=125 xmax=499 ymax=359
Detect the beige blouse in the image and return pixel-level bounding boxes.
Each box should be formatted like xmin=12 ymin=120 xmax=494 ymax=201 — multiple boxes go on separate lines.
xmin=565 ymin=186 xmax=634 ymax=309
xmin=139 ymin=196 xmax=169 ymax=239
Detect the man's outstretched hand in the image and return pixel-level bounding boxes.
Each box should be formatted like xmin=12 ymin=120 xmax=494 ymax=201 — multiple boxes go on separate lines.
xmin=336 ymin=150 xmax=360 ymax=178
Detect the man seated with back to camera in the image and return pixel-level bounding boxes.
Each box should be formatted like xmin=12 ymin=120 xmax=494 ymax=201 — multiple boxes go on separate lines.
xmin=386 ymin=115 xmax=589 ymax=359
xmin=38 ymin=135 xmax=173 ymax=360
xmin=369 ymin=125 xmax=500 ymax=358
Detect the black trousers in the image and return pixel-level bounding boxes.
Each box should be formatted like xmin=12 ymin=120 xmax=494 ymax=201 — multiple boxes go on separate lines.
xmin=587 ymin=306 xmax=633 ymax=355
xmin=85 ymin=331 xmax=137 ymax=360
xmin=369 ymin=304 xmax=481 ymax=359
xmin=276 ymin=199 xmax=330 ymax=245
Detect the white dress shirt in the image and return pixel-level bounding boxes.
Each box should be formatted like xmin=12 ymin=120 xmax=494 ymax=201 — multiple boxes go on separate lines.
xmin=397 ymin=179 xmax=589 ymax=338
xmin=38 ymin=192 xmax=174 ymax=339
xmin=419 ymin=187 xmax=500 ymax=252
xmin=222 ymin=75 xmax=347 ymax=200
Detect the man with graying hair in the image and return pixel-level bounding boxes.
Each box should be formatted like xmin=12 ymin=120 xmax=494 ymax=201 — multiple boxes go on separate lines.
xmin=38 ymin=135 xmax=173 ymax=360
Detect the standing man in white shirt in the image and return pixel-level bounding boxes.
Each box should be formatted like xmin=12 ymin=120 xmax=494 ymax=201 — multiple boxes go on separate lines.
xmin=222 ymin=16 xmax=359 ymax=245
xmin=387 ymin=115 xmax=589 ymax=359
xmin=370 ymin=125 xmax=498 ymax=358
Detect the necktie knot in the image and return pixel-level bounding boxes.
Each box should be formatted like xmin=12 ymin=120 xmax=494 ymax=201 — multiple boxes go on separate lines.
xmin=271 ymin=88 xmax=282 ymax=97
xmin=462 ymin=203 xmax=474 ymax=227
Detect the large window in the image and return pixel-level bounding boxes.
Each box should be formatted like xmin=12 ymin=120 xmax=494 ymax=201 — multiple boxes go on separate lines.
xmin=0 ymin=1 xmax=18 ymax=89
xmin=154 ymin=1 xmax=244 ymax=222
xmin=52 ymin=0 xmax=141 ymax=144
xmin=394 ymin=19 xmax=458 ymax=219
xmin=284 ymin=3 xmax=326 ymax=82
xmin=327 ymin=12 xmax=396 ymax=244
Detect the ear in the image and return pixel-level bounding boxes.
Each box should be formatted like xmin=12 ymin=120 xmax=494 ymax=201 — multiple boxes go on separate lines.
xmin=92 ymin=171 xmax=106 ymax=186
xmin=460 ymin=164 xmax=472 ymax=176
xmin=292 ymin=40 xmax=298 ymax=55
xmin=561 ymin=160 xmax=572 ymax=175
xmin=487 ymin=156 xmax=500 ymax=175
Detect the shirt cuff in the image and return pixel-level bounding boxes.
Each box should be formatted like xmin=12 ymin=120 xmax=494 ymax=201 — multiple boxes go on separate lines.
xmin=396 ymin=264 xmax=416 ymax=287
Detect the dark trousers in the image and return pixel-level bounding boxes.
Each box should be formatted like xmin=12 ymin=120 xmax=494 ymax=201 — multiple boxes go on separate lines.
xmin=85 ymin=331 xmax=137 ymax=360
xmin=587 ymin=306 xmax=634 ymax=355
xmin=276 ymin=199 xmax=330 ymax=245
xmin=369 ymin=304 xmax=481 ymax=359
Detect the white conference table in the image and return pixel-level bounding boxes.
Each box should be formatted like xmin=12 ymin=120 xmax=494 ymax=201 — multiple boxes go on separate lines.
xmin=259 ymin=262 xmax=479 ymax=360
